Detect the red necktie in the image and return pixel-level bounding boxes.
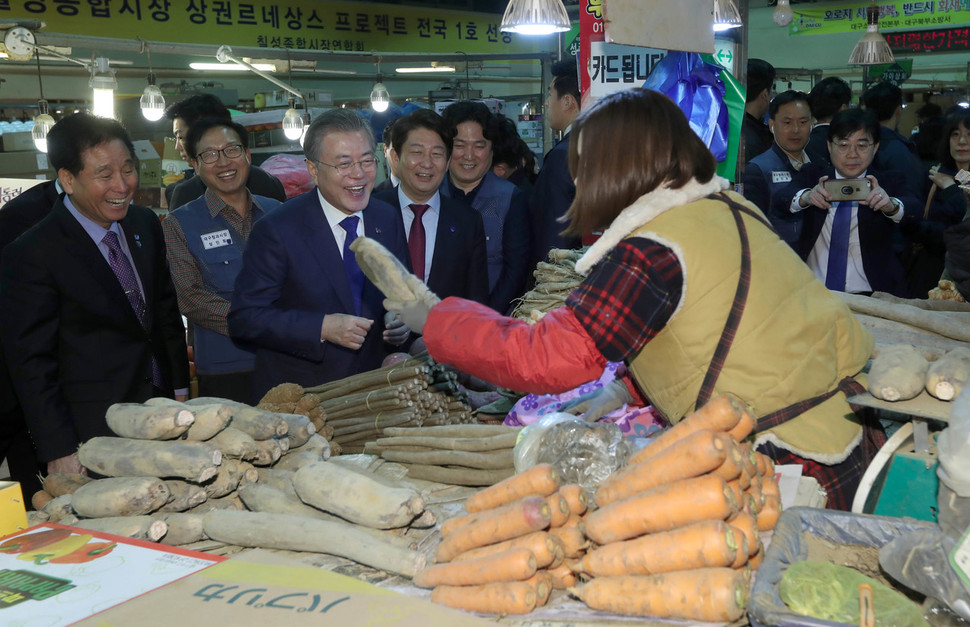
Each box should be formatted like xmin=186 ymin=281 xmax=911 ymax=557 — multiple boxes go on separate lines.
xmin=408 ymin=204 xmax=430 ymax=280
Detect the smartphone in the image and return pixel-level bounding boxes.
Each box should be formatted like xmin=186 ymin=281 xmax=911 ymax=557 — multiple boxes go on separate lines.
xmin=822 ymin=178 xmax=872 ymax=201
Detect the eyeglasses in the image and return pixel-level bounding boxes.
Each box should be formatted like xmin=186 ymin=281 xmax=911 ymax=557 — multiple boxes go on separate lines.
xmin=831 ymin=140 xmax=874 ymax=154
xmin=312 ymin=157 xmax=379 ymax=176
xmin=195 ymin=144 xmax=245 ymax=164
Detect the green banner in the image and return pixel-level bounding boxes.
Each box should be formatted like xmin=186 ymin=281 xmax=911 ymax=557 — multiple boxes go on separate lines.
xmin=789 ymin=0 xmax=970 ymax=36
xmin=0 ymin=0 xmax=548 ymax=54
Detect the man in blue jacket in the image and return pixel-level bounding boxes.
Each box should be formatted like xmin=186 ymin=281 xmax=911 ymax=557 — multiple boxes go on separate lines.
xmin=163 ymin=118 xmax=281 ymax=402
xmin=228 ymin=109 xmax=411 ymax=399
xmin=743 ymin=90 xmax=813 ymax=248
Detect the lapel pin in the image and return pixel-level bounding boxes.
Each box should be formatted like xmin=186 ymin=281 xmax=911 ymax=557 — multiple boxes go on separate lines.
xmin=134 ymin=234 xmax=142 ymax=248
xmin=450 ymin=226 xmax=456 ymax=233
xmin=375 ymin=227 xmax=382 ymax=234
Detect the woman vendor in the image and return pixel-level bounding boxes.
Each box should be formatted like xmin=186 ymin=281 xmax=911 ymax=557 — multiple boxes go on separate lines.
xmin=386 ymin=89 xmax=884 ymax=511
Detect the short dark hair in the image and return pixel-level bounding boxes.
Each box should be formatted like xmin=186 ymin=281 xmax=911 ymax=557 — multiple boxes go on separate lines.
xmin=47 ymin=112 xmax=136 ymax=175
xmin=808 ymin=77 xmax=852 ymax=122
xmin=390 ymin=109 xmax=453 ymax=158
xmin=490 ymin=116 xmax=522 ymax=169
xmin=550 ymin=57 xmax=580 ymax=105
xmin=303 ymin=108 xmax=375 ymax=163
xmin=565 ymin=88 xmax=716 ymax=236
xmin=164 ymin=94 xmax=231 ymax=125
xmin=860 ymin=81 xmax=903 ymax=122
xmin=769 ymin=90 xmax=811 ymax=119
xmin=916 ymin=102 xmax=942 ymax=121
xmin=185 ymin=117 xmax=250 ymax=162
xmin=939 ymin=108 xmax=970 ymax=170
xmin=828 ymin=107 xmax=881 ymax=144
xmin=746 ymin=59 xmax=776 ymax=104
xmin=440 ymin=101 xmax=497 ymax=144
xmin=382 ymin=117 xmax=399 ymax=149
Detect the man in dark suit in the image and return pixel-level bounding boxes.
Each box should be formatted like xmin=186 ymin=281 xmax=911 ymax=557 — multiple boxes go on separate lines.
xmin=0 ymin=113 xmax=189 ymax=475
xmin=228 ymin=109 xmax=411 ymax=399
xmin=743 ymin=90 xmax=813 ymax=248
xmin=774 ymin=108 xmax=920 ymax=297
xmin=374 ymin=109 xmax=488 ymax=304
xmin=532 ymin=57 xmax=582 ymax=265
xmin=0 ymin=179 xmax=60 ymax=497
xmin=165 ymin=94 xmax=286 ymax=210
xmin=806 ymin=77 xmax=852 ymax=167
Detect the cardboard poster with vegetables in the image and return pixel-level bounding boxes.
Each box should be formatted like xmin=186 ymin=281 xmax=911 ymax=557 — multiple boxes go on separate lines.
xmin=0 ymin=523 xmax=222 ymax=626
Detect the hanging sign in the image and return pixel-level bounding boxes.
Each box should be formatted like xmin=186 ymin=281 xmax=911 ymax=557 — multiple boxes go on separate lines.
xmin=0 ymin=0 xmax=548 ymax=54
xmin=885 ymin=25 xmax=970 ymax=52
xmin=788 ymin=1 xmax=970 ymax=36
xmin=865 ymin=59 xmax=914 ymax=84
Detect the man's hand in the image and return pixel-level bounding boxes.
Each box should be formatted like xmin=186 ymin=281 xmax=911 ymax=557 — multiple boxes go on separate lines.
xmin=175 ymin=393 xmax=188 ymax=402
xmin=47 ymin=453 xmax=86 ymax=476
xmin=382 ymin=311 xmax=411 ymax=346
xmin=803 ymin=175 xmax=834 ymax=210
xmin=321 ymin=314 xmax=374 ymax=350
xmin=862 ymin=175 xmax=897 ymax=215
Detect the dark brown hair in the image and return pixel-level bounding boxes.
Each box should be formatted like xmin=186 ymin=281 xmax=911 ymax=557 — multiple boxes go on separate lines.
xmin=563 ymin=88 xmax=716 ymax=236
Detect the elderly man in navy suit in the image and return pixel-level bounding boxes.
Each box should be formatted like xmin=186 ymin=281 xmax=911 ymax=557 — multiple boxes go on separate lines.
xmin=374 ymin=109 xmax=488 ymax=304
xmin=229 ymin=109 xmax=411 ymax=398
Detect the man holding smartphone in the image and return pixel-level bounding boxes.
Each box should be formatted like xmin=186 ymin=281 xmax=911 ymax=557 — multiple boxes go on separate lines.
xmin=777 ymin=108 xmax=919 ymax=297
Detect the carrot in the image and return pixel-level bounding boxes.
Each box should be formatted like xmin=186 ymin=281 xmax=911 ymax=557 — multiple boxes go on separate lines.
xmin=725 ymin=479 xmax=743 ymax=506
xmin=584 ymin=474 xmax=738 ymax=545
xmin=464 ymin=463 xmax=560 ymax=513
xmin=569 ymin=568 xmax=748 ymax=621
xmin=628 ymin=394 xmax=744 ymax=465
xmin=414 ymin=548 xmax=536 ymax=588
xmin=546 ymin=493 xmax=570 ymax=527
xmin=710 ymin=441 xmax=745 ymax=482
xmin=559 ymin=514 xmax=583 ymax=530
xmin=431 ymin=581 xmax=536 ymax=615
xmin=736 ymin=464 xmax=753 ymax=490
xmin=577 ymin=519 xmax=738 ymax=577
xmin=741 ymin=490 xmax=761 ymax=517
xmin=442 ymin=493 xmax=558 ymax=539
xmin=547 ymin=562 xmax=576 ymax=589
xmin=753 ymin=450 xmax=770 ymax=476
xmin=452 ymin=531 xmax=560 ymax=569
xmin=595 ymin=430 xmax=732 ymax=507
xmin=749 ymin=541 xmax=765 ymax=570
xmin=727 ymin=511 xmax=759 ymax=557
xmin=738 ymin=443 xmax=759 ymax=478
xmin=727 ymin=402 xmax=757 ymax=442
xmin=558 ymin=484 xmax=588 ymax=516
xmin=756 ymin=494 xmax=781 ymax=531
xmin=729 ymin=534 xmax=749 ymax=568
xmin=31 ymin=490 xmax=54 ymax=511
xmin=43 ymin=472 xmax=91 ymax=497
xmin=735 ymin=562 xmax=753 ymax=584
xmin=435 ymin=496 xmax=551 ymax=563
xmin=522 ymin=571 xmax=552 ymax=607
xmin=745 ymin=482 xmax=765 ymax=515
xmin=762 ymin=475 xmax=780 ymax=501
xmin=548 ymin=525 xmax=588 ymax=558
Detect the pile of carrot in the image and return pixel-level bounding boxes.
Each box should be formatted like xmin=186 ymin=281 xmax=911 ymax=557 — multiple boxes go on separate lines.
xmin=416 ymin=463 xmax=593 ymax=616
xmin=568 ymin=393 xmax=781 ymax=622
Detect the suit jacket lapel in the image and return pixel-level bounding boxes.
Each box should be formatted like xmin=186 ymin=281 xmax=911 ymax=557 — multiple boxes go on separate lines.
xmin=299 ymin=195 xmax=356 ymax=314
xmin=52 ymin=201 xmax=141 ymax=329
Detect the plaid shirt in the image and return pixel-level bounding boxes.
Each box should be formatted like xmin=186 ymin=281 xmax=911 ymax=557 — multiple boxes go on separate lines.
xmin=566 ymin=237 xmax=683 ymax=362
xmin=161 ymin=188 xmax=262 ymax=336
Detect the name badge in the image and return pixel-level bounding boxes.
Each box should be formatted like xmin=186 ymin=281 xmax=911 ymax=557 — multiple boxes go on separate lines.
xmin=771 ymin=171 xmax=792 ymax=184
xmin=201 ymin=230 xmax=232 ymax=250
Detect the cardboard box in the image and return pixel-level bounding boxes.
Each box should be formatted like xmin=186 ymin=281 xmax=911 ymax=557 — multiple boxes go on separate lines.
xmin=133 ymin=187 xmax=163 ymax=209
xmin=132 ymin=140 xmax=161 ymax=189
xmin=0 ymin=482 xmax=28 ymax=536
xmin=0 ymin=152 xmax=55 ymax=180
xmin=162 ymin=136 xmax=182 ymax=161
xmin=161 ymin=160 xmax=186 ymax=187
xmin=1 ymin=131 xmax=36 ymax=152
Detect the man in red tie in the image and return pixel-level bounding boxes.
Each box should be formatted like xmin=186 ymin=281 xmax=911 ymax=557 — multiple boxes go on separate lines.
xmin=373 ymin=109 xmax=489 ymax=304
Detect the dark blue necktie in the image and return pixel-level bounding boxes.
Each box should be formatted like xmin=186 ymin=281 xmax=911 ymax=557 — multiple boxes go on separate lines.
xmin=340 ymin=215 xmax=364 ymax=315
xmin=825 ymin=201 xmax=852 ymax=292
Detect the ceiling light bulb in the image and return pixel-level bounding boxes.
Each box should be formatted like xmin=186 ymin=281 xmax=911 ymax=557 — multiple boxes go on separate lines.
xmin=713 ymin=0 xmax=743 ymax=31
xmin=370 ymin=82 xmax=390 ymax=113
xmin=500 ymin=0 xmax=570 ymax=35
xmin=282 ymin=107 xmax=304 ymax=140
xmin=89 ymin=61 xmax=118 ymax=119
xmin=848 ymin=2 xmax=895 ymax=65
xmin=32 ymin=100 xmax=54 ymax=153
xmin=140 ymin=83 xmax=165 ymax=122
xmin=773 ymin=0 xmax=794 ymax=26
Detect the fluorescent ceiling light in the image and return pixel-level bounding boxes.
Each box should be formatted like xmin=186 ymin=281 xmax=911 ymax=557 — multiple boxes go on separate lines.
xmin=395 ymin=65 xmax=456 ymax=74
xmin=190 ymin=62 xmax=277 ymax=71
xmin=292 ymin=67 xmax=357 ymax=76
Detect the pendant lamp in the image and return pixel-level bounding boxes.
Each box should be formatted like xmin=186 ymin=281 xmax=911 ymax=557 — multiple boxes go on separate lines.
xmin=848 ymin=2 xmax=895 ymax=65
xmin=500 ymin=0 xmax=570 ymax=35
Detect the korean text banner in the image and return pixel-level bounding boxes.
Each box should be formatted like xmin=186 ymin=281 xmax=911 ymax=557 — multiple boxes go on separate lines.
xmin=0 ymin=0 xmax=548 ymax=54
xmin=789 ymin=0 xmax=970 ymax=36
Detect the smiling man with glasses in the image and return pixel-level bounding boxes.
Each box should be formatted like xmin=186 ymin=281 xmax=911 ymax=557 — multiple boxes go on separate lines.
xmin=162 ymin=118 xmax=281 ymax=402
xmin=776 ymin=107 xmax=920 ymax=297
xmin=228 ymin=109 xmax=411 ymax=399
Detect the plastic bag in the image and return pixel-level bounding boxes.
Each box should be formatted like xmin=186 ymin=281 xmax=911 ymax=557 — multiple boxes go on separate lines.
xmin=779 ymin=561 xmax=929 ymax=627
xmin=512 ymin=413 xmax=632 ymax=494
xmin=879 ymin=527 xmax=970 ymax=622
xmin=258 ymin=153 xmax=314 ymax=199
xmin=937 ymin=386 xmax=970 ymax=497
